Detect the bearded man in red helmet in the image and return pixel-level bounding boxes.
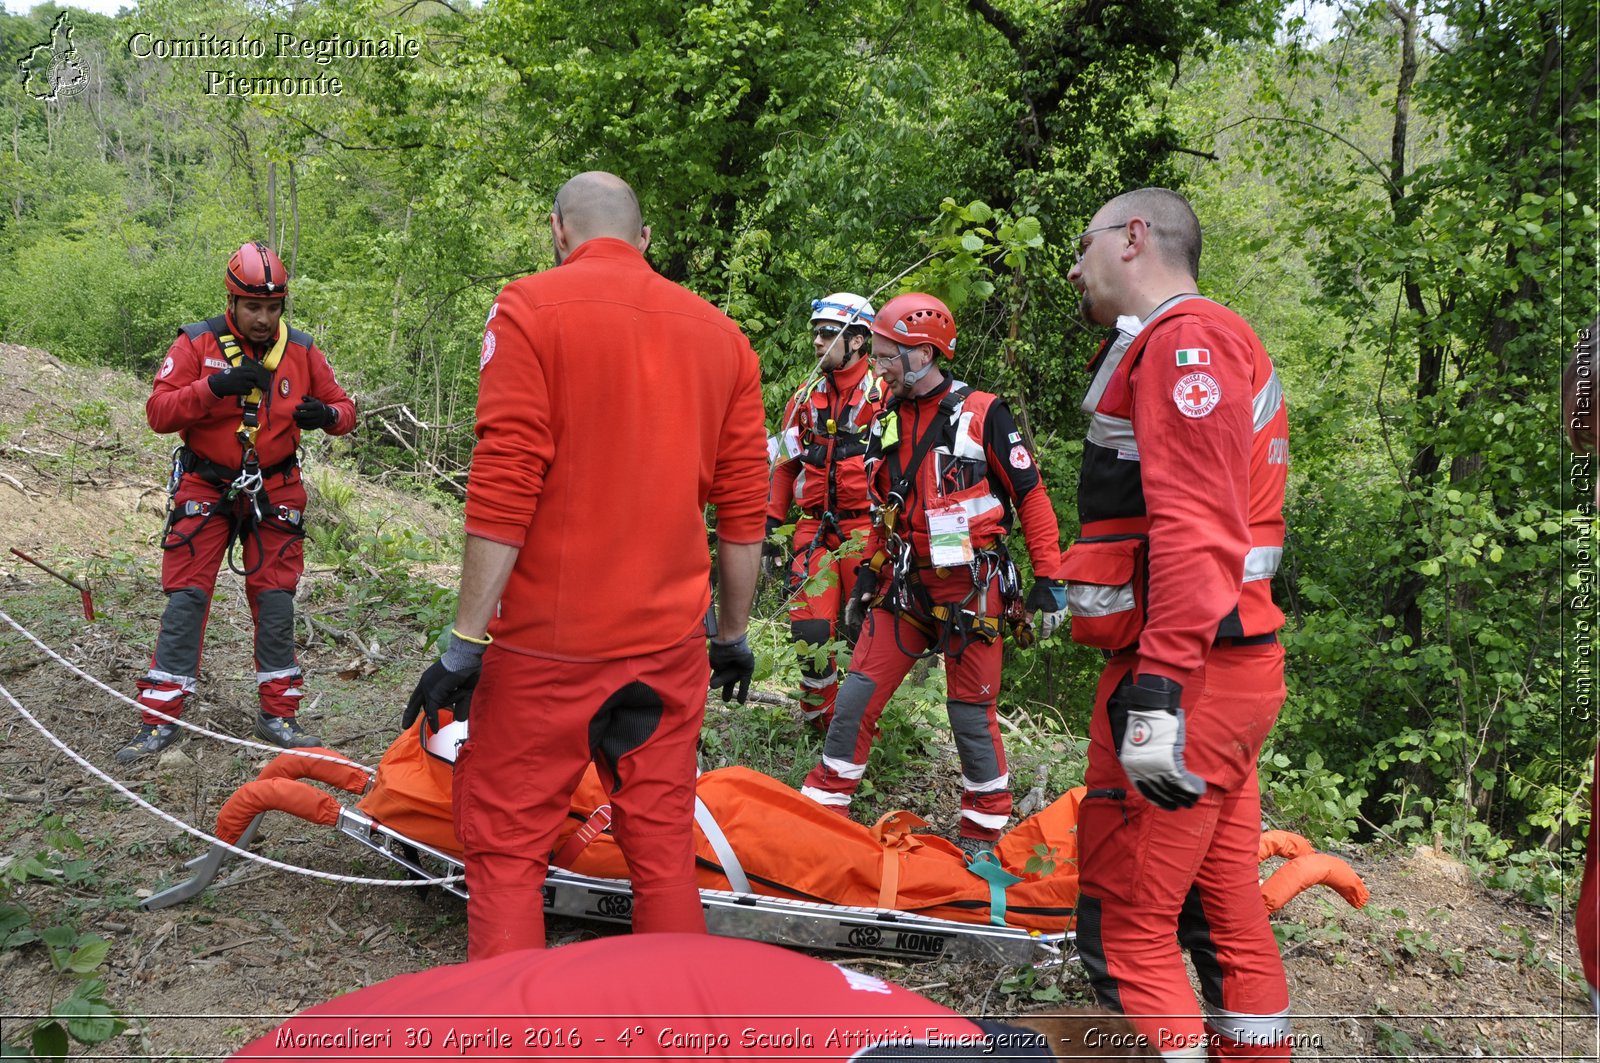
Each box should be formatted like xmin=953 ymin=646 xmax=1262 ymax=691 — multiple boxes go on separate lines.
xmin=118 ymin=242 xmax=356 ymax=764
xmin=799 ymin=292 xmax=1066 ymax=858
xmin=765 ymin=293 xmax=883 ymax=729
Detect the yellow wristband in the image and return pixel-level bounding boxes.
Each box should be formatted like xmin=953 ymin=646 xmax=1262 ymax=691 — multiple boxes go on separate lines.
xmin=451 ymin=627 xmax=493 ymax=646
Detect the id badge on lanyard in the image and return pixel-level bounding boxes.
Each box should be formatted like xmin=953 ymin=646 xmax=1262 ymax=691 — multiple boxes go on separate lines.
xmin=926 ymin=503 xmax=974 ymax=567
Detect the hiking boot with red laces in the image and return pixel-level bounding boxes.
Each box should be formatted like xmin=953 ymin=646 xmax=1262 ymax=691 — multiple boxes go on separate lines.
xmin=254 ymin=711 xmax=320 ymax=749
xmin=115 ymin=722 xmax=183 ymax=765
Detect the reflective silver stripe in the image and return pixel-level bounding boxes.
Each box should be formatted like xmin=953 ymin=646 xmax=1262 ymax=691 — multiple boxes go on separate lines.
xmin=143 ymin=669 xmax=197 ymax=691
xmin=799 ymin=784 xmax=852 ymax=807
xmin=256 ymin=666 xmax=302 ymax=683
xmin=961 ymin=771 xmax=1010 ymax=793
xmin=792 ymin=466 xmax=807 ymax=499
xmin=1203 ymin=1003 xmax=1291 ymax=1045
xmin=952 ymin=408 xmax=984 ymax=461
xmin=1087 ymin=411 xmax=1137 ymax=455
xmin=694 ymin=797 xmax=751 ymax=894
xmin=960 ymin=808 xmax=1009 ymax=830
xmin=1253 ymin=369 xmax=1284 ymax=433
xmin=799 ymin=670 xmax=838 ymax=689
xmin=136 ymin=685 xmax=187 ymax=703
xmin=958 ymin=494 xmax=1003 ymax=523
xmin=1067 ymin=581 xmax=1135 ymax=618
xmin=1159 ymin=1047 xmax=1207 ymax=1062
xmin=1242 ymin=545 xmax=1282 ymax=583
xmin=821 ymin=754 xmax=866 ymax=780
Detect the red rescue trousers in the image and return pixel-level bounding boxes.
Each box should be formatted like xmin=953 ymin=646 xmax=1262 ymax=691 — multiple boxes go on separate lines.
xmin=786 ymin=514 xmax=872 ymax=724
xmin=453 ymin=635 xmax=710 ymax=960
xmin=136 ymin=471 xmax=306 ymax=724
xmin=801 ymin=574 xmax=1010 ymax=842
xmin=1076 ymin=643 xmax=1291 ymax=1060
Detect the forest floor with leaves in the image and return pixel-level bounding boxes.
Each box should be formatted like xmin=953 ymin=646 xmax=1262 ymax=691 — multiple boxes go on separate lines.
xmin=0 ymin=343 xmax=1595 ymax=1060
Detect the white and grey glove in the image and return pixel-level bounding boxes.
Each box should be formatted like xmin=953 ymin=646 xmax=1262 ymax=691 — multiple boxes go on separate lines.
xmin=1109 ymin=674 xmax=1207 ymax=810
xmin=1025 ymin=579 xmax=1068 ymax=641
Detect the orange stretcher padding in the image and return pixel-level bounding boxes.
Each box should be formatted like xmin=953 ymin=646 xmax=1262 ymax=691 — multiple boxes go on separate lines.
xmin=216 ymin=778 xmax=340 ymax=844
xmin=1260 ymin=852 xmax=1370 ymax=913
xmin=256 ymin=746 xmax=370 ymax=794
xmin=212 ymin=716 xmax=1367 ymax=931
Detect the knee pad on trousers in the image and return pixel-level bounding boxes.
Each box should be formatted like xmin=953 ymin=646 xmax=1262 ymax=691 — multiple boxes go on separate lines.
xmin=947 ymin=699 xmax=1003 ymax=784
xmin=790 ymin=618 xmax=833 ymax=676
xmin=823 ymin=673 xmax=876 ymax=761
xmin=253 ymin=588 xmax=298 ymax=672
xmin=153 ymin=586 xmax=210 ymax=676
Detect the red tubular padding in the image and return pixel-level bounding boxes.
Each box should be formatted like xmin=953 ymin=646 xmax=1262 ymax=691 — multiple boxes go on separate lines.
xmin=215 ymin=778 xmax=340 ymax=844
xmin=1259 ymin=852 xmax=1369 ymax=913
xmin=256 ymin=747 xmax=369 ymax=794
xmin=1257 ymin=829 xmax=1314 ymax=862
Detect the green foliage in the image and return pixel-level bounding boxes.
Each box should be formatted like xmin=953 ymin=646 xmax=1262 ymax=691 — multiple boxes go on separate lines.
xmin=0 ymin=820 xmax=128 ymax=1061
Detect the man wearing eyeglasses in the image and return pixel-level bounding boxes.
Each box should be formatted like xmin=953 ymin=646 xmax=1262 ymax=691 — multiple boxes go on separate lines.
xmin=1063 ymin=189 xmax=1293 ymax=1060
xmin=765 ymin=293 xmax=882 ymax=729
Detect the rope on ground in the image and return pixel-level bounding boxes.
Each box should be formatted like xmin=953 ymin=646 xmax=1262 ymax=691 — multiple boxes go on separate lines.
xmin=0 ymin=679 xmax=462 ymax=888
xmin=0 ymin=607 xmax=376 ymax=775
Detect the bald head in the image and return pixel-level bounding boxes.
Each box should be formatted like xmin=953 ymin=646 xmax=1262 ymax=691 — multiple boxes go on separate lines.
xmin=1105 ymin=187 xmax=1201 ymax=279
xmin=552 ymin=171 xmax=645 ymax=247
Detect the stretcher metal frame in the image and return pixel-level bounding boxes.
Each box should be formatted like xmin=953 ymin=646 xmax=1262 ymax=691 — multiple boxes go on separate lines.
xmin=143 ymin=807 xmax=1071 ymax=966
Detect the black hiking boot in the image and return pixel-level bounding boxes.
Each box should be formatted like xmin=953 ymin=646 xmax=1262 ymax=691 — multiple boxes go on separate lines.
xmin=254 ymin=712 xmax=320 ymax=749
xmin=115 ymin=722 xmax=183 ymax=765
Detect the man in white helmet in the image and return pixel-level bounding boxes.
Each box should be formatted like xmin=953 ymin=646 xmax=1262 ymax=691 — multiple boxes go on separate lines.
xmin=765 ymin=293 xmax=883 ymax=729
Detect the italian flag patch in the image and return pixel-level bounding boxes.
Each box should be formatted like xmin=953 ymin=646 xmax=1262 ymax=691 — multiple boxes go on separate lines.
xmin=1175 ymin=348 xmax=1211 ymax=366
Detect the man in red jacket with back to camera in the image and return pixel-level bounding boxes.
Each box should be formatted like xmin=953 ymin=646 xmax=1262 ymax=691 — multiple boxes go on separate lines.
xmin=1064 ymin=188 xmax=1293 ymax=1059
xmin=406 ymin=171 xmax=768 ymax=960
xmin=120 ymin=242 xmax=356 ymax=764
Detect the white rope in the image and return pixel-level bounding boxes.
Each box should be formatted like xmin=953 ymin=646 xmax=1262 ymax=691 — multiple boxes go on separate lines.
xmin=0 ymin=607 xmax=461 ymax=887
xmin=0 ymin=679 xmax=463 ymax=887
xmin=0 ymin=607 xmax=376 ymax=775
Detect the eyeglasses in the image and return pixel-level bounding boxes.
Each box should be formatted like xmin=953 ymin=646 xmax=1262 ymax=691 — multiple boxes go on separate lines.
xmin=1071 ymin=222 xmax=1129 ymax=263
xmin=813 ymin=324 xmax=843 ymax=339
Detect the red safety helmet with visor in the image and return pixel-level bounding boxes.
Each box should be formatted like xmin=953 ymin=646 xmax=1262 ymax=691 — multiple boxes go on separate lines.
xmin=226 ymin=241 xmax=289 ymax=299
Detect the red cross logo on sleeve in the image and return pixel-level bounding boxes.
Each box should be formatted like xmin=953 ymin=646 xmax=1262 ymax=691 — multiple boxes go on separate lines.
xmin=1173 ymin=371 xmax=1222 ymax=418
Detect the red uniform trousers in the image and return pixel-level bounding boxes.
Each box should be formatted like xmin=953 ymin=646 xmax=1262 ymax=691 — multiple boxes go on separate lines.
xmin=1578 ymin=744 xmax=1600 ymax=1011
xmin=453 ymin=634 xmax=710 ymax=960
xmin=1076 ymin=643 xmax=1290 ymax=1060
xmin=801 ymin=574 xmax=1011 ymax=842
xmin=786 ymin=513 xmax=873 ymax=725
xmin=136 ymin=470 xmax=307 ymax=724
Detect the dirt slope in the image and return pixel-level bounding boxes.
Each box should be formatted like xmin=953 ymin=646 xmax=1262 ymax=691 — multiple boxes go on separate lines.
xmin=0 ymin=343 xmax=1594 ymax=1060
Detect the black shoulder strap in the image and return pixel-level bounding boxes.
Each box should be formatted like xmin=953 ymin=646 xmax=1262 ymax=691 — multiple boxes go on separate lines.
xmin=888 ymin=385 xmax=971 ymax=505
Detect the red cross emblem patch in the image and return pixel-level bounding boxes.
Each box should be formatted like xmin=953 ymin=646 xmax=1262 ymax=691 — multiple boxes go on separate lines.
xmin=1173 ymin=371 xmax=1221 ymax=418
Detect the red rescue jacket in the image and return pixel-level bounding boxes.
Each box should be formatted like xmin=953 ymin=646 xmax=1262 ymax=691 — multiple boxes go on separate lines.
xmin=1064 ymin=296 xmax=1287 ymax=687
xmin=767 ymin=358 xmax=883 ymax=521
xmin=147 ymin=313 xmax=355 ymax=473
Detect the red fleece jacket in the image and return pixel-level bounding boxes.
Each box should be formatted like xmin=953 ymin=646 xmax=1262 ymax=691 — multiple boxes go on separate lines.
xmin=465 ymin=238 xmax=768 ymax=660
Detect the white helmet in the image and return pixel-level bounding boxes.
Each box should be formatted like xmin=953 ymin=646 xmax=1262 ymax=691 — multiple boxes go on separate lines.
xmin=423 ymin=719 xmax=469 ymax=764
xmin=810 ymin=292 xmax=875 ymax=330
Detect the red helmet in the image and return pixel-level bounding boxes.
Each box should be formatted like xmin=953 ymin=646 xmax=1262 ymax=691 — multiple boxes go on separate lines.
xmin=870 ymin=293 xmax=956 ymax=359
xmin=225 ymin=241 xmax=288 ymax=299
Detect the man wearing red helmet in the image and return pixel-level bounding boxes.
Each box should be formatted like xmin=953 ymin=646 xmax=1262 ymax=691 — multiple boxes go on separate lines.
xmin=1063 ymin=189 xmax=1292 ymax=1059
xmin=766 ymin=292 xmax=883 ymax=728
xmin=118 ymin=242 xmax=356 ymax=764
xmin=799 ymin=292 xmax=1066 ymax=858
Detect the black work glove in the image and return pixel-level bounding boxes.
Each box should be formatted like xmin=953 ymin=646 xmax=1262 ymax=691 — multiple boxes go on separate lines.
xmin=1025 ymin=578 xmax=1068 ymax=641
xmin=403 ymin=633 xmax=488 ymax=733
xmin=761 ymin=516 xmax=786 ymax=576
xmin=841 ymin=565 xmax=878 ymax=644
xmin=208 ymin=359 xmax=274 ymax=398
xmin=293 ymin=394 xmax=339 ymax=431
xmin=1107 ymin=673 xmax=1206 ymax=811
xmin=708 ymin=633 xmax=755 ymax=703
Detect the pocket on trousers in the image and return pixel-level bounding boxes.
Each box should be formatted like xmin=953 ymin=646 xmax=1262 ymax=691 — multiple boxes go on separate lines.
xmin=1076 ymin=790 xmax=1138 ymax=901
xmin=1063 ymin=536 xmax=1146 ymax=651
